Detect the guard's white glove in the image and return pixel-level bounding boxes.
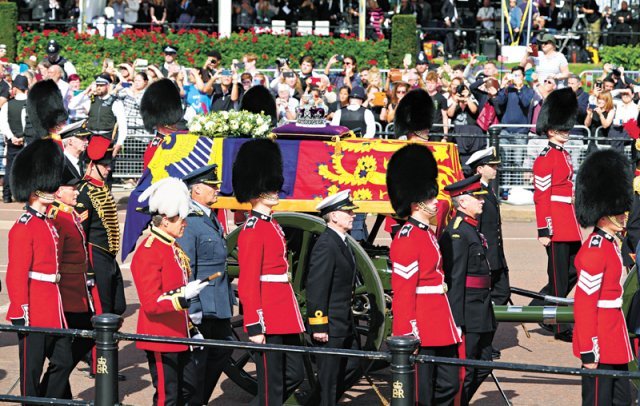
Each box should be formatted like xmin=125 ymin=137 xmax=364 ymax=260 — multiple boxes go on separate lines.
xmin=184 ymin=279 xmax=208 ymax=300
xmin=456 ymin=326 xmax=463 ymax=338
xmin=190 ymin=311 xmax=203 ymax=325
xmin=191 ymin=331 xmax=205 ymax=351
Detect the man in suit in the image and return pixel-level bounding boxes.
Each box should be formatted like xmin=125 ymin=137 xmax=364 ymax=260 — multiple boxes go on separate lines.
xmin=466 ymin=147 xmax=510 ymax=359
xmin=177 ymin=164 xmax=235 ymax=405
xmin=59 ymin=120 xmax=90 ymax=180
xmin=307 ymin=189 xmax=362 ymax=406
xmin=441 ymin=0 xmax=459 ymax=58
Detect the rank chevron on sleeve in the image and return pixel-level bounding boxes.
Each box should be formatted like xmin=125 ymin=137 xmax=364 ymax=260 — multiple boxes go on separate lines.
xmin=393 ymin=261 xmax=419 ymax=279
xmin=534 ymin=174 xmax=552 ymax=191
xmin=577 ymin=271 xmax=604 ymax=295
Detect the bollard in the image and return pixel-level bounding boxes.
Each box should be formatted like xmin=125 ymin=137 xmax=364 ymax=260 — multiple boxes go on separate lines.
xmin=93 ymin=314 xmax=123 ymax=406
xmin=488 ymin=126 xmax=501 ymax=196
xmin=387 ymin=336 xmax=419 ymax=406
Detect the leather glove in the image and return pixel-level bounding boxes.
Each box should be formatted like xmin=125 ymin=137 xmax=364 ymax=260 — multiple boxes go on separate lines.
xmin=190 ymin=311 xmax=203 ymax=325
xmin=184 ymin=279 xmax=208 ymax=300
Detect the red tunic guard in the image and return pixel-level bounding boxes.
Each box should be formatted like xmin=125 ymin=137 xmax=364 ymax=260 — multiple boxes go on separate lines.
xmin=131 ymin=227 xmax=191 ymax=353
xmin=391 ymin=217 xmax=461 ymax=347
xmin=238 ymin=211 xmax=305 ymax=336
xmin=6 ymin=207 xmax=66 ymax=328
xmin=573 ymin=229 xmax=634 ymax=365
xmin=532 ymin=142 xmax=581 ymax=242
xmin=48 ymin=201 xmax=90 ymax=313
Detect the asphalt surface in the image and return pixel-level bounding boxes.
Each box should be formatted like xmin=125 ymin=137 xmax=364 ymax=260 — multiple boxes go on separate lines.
xmin=0 ymin=190 xmax=622 ymax=405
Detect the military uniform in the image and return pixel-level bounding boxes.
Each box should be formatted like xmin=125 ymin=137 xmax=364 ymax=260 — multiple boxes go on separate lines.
xmin=531 ymin=141 xmax=581 ymax=334
xmin=439 ymin=175 xmax=495 ymax=404
xmin=307 ymin=191 xmax=361 ymax=406
xmin=238 ymin=210 xmax=306 ymax=405
xmin=76 ymin=174 xmax=125 ymax=315
xmin=392 ymin=217 xmax=462 ymax=405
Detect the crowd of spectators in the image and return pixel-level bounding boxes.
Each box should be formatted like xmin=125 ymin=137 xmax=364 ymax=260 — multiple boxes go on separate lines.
xmin=1 ymin=29 xmax=640 ymax=181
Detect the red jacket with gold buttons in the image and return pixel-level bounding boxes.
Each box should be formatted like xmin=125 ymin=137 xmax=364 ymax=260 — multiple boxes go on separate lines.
xmin=238 ymin=211 xmax=305 ymax=336
xmin=391 ymin=217 xmax=462 ymax=347
xmin=48 ymin=201 xmax=90 ymax=314
xmin=6 ymin=206 xmax=66 ymax=328
xmin=573 ymin=229 xmax=634 ymax=365
xmin=131 ymin=227 xmax=191 ymax=352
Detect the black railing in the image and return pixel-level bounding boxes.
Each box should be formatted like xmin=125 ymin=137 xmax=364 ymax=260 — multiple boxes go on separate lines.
xmin=2 ymin=314 xmax=640 ymax=405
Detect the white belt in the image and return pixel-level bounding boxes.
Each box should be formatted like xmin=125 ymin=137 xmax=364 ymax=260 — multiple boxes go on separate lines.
xmin=416 ymin=284 xmax=448 ymax=294
xmin=597 ymin=298 xmax=622 ymax=308
xmin=260 ymin=274 xmax=289 ymax=282
xmin=550 ymin=195 xmax=573 ymax=204
xmin=28 ymin=271 xmax=60 ymax=283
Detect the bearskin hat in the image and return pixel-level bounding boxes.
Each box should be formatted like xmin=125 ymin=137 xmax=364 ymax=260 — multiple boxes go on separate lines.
xmin=138 ymin=177 xmax=190 ymax=219
xmin=394 ymin=89 xmax=434 ymax=139
xmin=536 ymin=87 xmax=577 ymax=135
xmin=240 ymin=85 xmax=277 ymax=126
xmin=386 ymin=143 xmax=439 ymax=218
xmin=27 ymin=79 xmax=68 ymax=139
xmin=10 ymin=139 xmax=64 ymax=202
xmin=575 ymin=149 xmax=633 ymax=227
xmin=232 ymin=139 xmax=283 ymax=203
xmin=140 ymin=79 xmax=184 ymax=132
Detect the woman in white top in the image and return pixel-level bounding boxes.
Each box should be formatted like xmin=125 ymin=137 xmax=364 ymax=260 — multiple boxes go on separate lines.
xmin=609 ymin=87 xmax=639 ymax=151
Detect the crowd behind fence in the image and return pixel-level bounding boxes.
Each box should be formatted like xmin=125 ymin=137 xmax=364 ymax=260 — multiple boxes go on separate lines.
xmin=0 ymin=313 xmax=639 ymax=405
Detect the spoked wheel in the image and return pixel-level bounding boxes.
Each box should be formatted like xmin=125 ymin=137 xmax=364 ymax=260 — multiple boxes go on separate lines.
xmin=224 ymin=212 xmax=388 ymax=403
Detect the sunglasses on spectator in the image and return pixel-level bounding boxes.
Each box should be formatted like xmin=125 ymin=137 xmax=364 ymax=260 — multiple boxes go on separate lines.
xmin=544 ymin=79 xmax=555 ymax=84
xmin=241 ymin=80 xmax=252 ymax=85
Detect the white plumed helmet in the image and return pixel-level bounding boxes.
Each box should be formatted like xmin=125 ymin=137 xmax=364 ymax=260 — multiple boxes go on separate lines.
xmin=138 ymin=177 xmax=190 ymax=219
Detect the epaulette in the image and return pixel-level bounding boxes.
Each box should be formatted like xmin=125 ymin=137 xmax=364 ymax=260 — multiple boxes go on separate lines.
xmin=634 ymin=176 xmax=640 ymax=195
xmin=76 ymin=202 xmax=85 ymax=209
xmin=589 ymin=235 xmax=603 ymax=248
xmin=189 ymin=208 xmax=205 ymax=217
xmin=398 ymin=224 xmax=413 ymax=238
xmin=18 ymin=213 xmax=32 ymax=224
xmin=451 ymin=233 xmax=461 ymax=239
xmin=144 ymin=235 xmax=156 ymax=248
xmin=48 ymin=205 xmax=60 ymax=220
xmin=539 ymin=146 xmax=551 ymax=157
xmin=245 ymin=216 xmax=258 ymax=229
xmin=453 ymin=217 xmax=463 ymax=230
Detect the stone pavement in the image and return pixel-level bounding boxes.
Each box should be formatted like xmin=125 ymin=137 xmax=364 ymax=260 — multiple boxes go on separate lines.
xmin=0 ymin=191 xmax=622 ymax=405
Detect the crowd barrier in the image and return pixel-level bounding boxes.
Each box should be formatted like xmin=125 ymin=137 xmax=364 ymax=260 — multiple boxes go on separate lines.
xmin=1 ymin=313 xmax=639 ymax=405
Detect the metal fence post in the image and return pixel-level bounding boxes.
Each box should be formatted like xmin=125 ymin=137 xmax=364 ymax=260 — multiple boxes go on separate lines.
xmin=93 ymin=314 xmax=123 ymax=406
xmin=387 ymin=336 xmax=419 ymax=406
xmin=488 ymin=125 xmax=501 ymax=195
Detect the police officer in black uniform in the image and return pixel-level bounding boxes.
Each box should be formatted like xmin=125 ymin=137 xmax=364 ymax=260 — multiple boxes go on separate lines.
xmin=466 ymin=147 xmax=510 ymax=359
xmin=439 ymin=174 xmax=496 ymax=405
xmin=307 ymin=190 xmax=362 ymax=406
xmin=331 ymin=86 xmax=376 ymax=139
xmin=178 ymin=164 xmax=235 ymax=405
xmin=1 ymin=75 xmax=30 ymax=202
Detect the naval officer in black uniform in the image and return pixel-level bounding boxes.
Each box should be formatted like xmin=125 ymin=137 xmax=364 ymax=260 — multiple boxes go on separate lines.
xmin=439 ymin=174 xmax=496 ymax=405
xmin=307 ymin=189 xmax=362 ymax=406
xmin=466 ymin=147 xmax=510 ymax=359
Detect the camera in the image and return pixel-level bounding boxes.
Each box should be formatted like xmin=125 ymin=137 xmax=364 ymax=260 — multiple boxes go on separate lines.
xmin=612 ymin=68 xmax=621 ymax=77
xmin=276 ymin=57 xmax=289 ymax=68
xmin=336 ymin=54 xmax=344 ymax=62
xmin=234 ymin=62 xmax=245 ymax=69
xmin=456 ymin=84 xmax=468 ymax=95
xmin=283 ymin=71 xmax=295 ymax=78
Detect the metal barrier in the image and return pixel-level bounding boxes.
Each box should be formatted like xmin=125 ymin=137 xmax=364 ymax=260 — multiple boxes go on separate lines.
xmin=2 ymin=314 xmax=639 ymax=405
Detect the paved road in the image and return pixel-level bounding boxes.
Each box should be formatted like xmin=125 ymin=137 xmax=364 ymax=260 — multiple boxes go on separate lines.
xmin=0 ymin=195 xmax=618 ymax=405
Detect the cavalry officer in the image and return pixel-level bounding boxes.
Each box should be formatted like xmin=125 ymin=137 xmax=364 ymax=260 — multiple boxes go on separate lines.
xmin=466 ymin=147 xmax=510 ymax=359
xmin=530 ymin=88 xmax=582 ymax=342
xmin=76 ymin=136 xmax=126 ymax=316
xmin=140 ymin=79 xmax=187 ymax=171
xmin=307 ymin=189 xmax=362 ymax=406
xmin=388 ymin=144 xmax=461 ymax=405
xmin=42 ymin=144 xmax=94 ymax=398
xmin=439 ymin=174 xmax=495 ymax=405
xmin=232 ymin=139 xmax=305 ymax=406
xmin=573 ymin=149 xmax=635 ymax=405
xmin=178 ymin=164 xmax=235 ymax=404
xmin=5 ymin=139 xmax=74 ymax=398
xmin=131 ymin=177 xmax=209 ymax=406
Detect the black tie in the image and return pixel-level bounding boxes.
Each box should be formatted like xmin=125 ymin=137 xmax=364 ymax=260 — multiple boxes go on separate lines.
xmin=345 ymin=241 xmax=355 ymax=265
xmin=209 ymin=211 xmax=220 ymax=232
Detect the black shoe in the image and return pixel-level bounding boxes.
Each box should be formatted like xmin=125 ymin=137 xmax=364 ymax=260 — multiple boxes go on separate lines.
xmin=3 ymin=198 xmax=11 ymax=203
xmin=554 ymin=330 xmax=573 ymax=342
xmin=491 ymin=347 xmax=501 ymax=359
xmin=538 ymin=322 xmax=554 ymax=333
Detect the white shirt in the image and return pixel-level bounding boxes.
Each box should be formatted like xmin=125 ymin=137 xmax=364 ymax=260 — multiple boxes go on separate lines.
xmin=0 ymin=93 xmax=27 ymax=140
xmin=330 ymin=102 xmax=377 ymax=138
xmin=477 ymin=6 xmax=495 ymax=30
xmin=64 ymin=150 xmax=81 ymax=176
xmin=612 ymin=100 xmax=637 ymax=126
xmin=533 ymin=51 xmax=568 ymax=83
xmin=328 ymin=225 xmax=347 ymax=243
xmin=192 ymin=200 xmax=212 ymax=217
xmin=68 ymin=92 xmax=129 ymax=145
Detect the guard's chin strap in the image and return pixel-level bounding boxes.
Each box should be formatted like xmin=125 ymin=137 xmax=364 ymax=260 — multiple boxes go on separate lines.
xmin=418 ymin=201 xmax=437 ymax=217
xmin=607 ymin=214 xmax=627 ymax=240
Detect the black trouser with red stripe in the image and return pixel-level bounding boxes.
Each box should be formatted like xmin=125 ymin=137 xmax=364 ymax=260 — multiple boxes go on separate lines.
xmin=253 ymin=334 xmax=304 ymax=406
xmin=17 ymin=332 xmax=74 ymax=399
xmin=146 ymin=350 xmax=193 ymax=406
xmin=581 ymin=363 xmax=630 ymax=406
xmin=417 ymin=344 xmax=459 ymax=406
xmin=89 ymin=245 xmax=126 ymax=316
xmin=529 ymin=241 xmax=580 ymax=334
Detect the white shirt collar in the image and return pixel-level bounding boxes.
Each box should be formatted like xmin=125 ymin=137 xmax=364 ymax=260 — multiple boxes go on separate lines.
xmin=328 ymin=225 xmax=347 ymax=242
xmin=192 ymin=200 xmax=212 ymax=217
xmin=64 ymin=150 xmax=80 ymax=167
